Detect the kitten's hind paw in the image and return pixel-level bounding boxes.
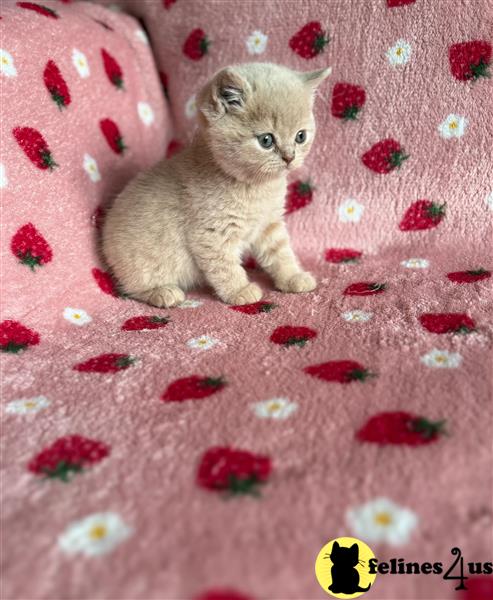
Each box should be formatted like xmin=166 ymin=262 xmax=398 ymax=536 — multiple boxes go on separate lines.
xmin=277 ymin=272 xmax=317 ymax=293
xmin=226 ymin=283 xmax=262 ymax=305
xmin=136 ymin=285 xmax=185 ymax=308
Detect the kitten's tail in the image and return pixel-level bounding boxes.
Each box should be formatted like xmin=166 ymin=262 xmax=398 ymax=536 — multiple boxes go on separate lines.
xmin=356 ymin=584 xmax=372 ymax=592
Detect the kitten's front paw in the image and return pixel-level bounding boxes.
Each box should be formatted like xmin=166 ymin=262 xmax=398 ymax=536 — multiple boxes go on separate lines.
xmin=226 ymin=283 xmax=263 ymax=305
xmin=277 ymin=272 xmax=317 ymax=293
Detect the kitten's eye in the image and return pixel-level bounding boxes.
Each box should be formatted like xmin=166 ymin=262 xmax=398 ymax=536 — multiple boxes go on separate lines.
xmin=257 ymin=133 xmax=274 ymax=149
xmin=295 ymin=130 xmax=307 ymax=144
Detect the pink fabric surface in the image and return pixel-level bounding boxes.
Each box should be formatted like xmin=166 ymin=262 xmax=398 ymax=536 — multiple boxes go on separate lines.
xmin=2 ymin=1 xmax=493 ymax=600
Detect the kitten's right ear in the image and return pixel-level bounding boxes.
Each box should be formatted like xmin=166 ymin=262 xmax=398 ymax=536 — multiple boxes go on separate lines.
xmin=198 ymin=67 xmax=251 ymax=121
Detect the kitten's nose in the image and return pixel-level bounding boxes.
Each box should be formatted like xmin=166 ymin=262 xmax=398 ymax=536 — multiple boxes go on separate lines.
xmin=282 ymin=153 xmax=294 ymax=165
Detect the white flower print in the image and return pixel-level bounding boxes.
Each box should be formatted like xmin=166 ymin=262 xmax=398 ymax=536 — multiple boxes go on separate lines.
xmin=137 ymin=102 xmax=155 ymax=127
xmin=420 ymin=349 xmax=462 ymax=369
xmin=341 ymin=310 xmax=373 ymax=323
xmin=0 ymin=163 xmax=7 ymax=188
xmin=187 ymin=335 xmax=218 ymax=350
xmin=401 ymin=258 xmax=430 ymax=269
xmin=0 ymin=49 xmax=17 ymax=77
xmin=338 ymin=199 xmax=364 ymax=223
xmin=5 ymin=396 xmax=50 ymax=415
xmin=246 ymin=31 xmax=268 ymax=55
xmin=83 ymin=154 xmax=101 ymax=183
xmin=347 ymin=497 xmax=418 ymax=546
xmin=386 ymin=40 xmax=412 ymax=66
xmin=135 ymin=29 xmax=149 ymax=45
xmin=438 ymin=114 xmax=467 ymax=139
xmin=58 ymin=512 xmax=132 ymax=557
xmin=72 ymin=49 xmax=90 ymax=78
xmin=63 ymin=308 xmax=92 ymax=326
xmin=485 ymin=191 xmax=493 ymax=212
xmin=178 ymin=299 xmax=203 ymax=309
xmin=185 ymin=94 xmax=197 ymax=119
xmin=252 ymin=398 xmax=298 ymax=420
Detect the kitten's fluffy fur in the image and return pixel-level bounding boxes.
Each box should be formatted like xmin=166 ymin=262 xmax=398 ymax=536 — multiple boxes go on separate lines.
xmin=102 ymin=62 xmax=330 ymax=307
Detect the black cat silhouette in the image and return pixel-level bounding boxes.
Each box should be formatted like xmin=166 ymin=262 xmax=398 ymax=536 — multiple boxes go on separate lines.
xmin=327 ymin=541 xmax=371 ymax=594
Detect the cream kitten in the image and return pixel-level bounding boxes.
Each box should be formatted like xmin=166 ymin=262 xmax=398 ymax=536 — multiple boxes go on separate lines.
xmin=102 ymin=62 xmax=330 ymax=307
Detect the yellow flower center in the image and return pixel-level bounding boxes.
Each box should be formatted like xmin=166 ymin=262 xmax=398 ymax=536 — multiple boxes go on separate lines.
xmin=435 ymin=355 xmax=446 ymax=363
xmin=351 ymin=314 xmax=361 ymax=321
xmin=449 ymin=121 xmax=458 ymax=129
xmin=1 ymin=57 xmax=9 ymax=65
xmin=89 ymin=525 xmax=107 ymax=540
xmin=396 ymin=47 xmax=403 ymax=56
xmin=375 ymin=512 xmax=392 ymax=526
xmin=197 ymin=339 xmax=208 ymax=346
xmin=78 ymin=59 xmax=85 ymax=67
xmin=268 ymin=402 xmax=281 ymax=413
xmin=24 ymin=401 xmax=37 ymax=410
xmin=73 ymin=313 xmax=81 ymax=319
xmin=347 ymin=206 xmax=354 ymax=214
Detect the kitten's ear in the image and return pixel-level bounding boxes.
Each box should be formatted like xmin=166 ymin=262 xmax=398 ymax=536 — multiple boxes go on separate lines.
xmin=300 ymin=67 xmax=332 ymax=90
xmin=198 ymin=67 xmax=251 ymax=121
xmin=332 ymin=541 xmax=340 ymax=550
xmin=350 ymin=543 xmax=359 ymax=553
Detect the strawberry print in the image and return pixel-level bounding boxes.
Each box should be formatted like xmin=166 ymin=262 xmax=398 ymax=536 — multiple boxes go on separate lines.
xmin=28 ymin=435 xmax=110 ymax=482
xmin=17 ymin=2 xmax=58 ymax=18
xmin=289 ymin=21 xmax=329 ymax=59
xmin=122 ymin=316 xmax=170 ymax=331
xmin=344 ymin=282 xmax=386 ymax=296
xmin=270 ymin=325 xmax=317 ymax=347
xmin=161 ymin=375 xmax=225 ymax=402
xmin=0 ymin=320 xmax=40 ymax=353
xmin=230 ymin=301 xmax=277 ymax=314
xmin=462 ymin=577 xmax=493 ymax=600
xmin=304 ymin=360 xmax=375 ymax=383
xmin=387 ymin=0 xmax=416 ymax=6
xmin=166 ymin=139 xmax=183 ymax=159
xmin=43 ymin=60 xmax=71 ymax=109
xmin=356 ymin=412 xmax=446 ymax=446
xmin=92 ymin=267 xmax=121 ymax=297
xmin=183 ymin=29 xmax=210 ymax=60
xmin=285 ymin=180 xmax=313 ymax=213
xmin=196 ymin=447 xmax=272 ymax=496
xmin=13 ymin=127 xmax=58 ymax=170
xmin=195 ymin=590 xmax=253 ymax=600
xmin=331 ymin=83 xmax=366 ymax=120
xmin=362 ymin=139 xmax=408 ymax=174
xmin=325 ymin=248 xmax=362 ymax=264
xmin=399 ymin=200 xmax=446 ymax=231
xmin=99 ymin=118 xmax=127 ymax=155
xmin=11 ymin=223 xmax=53 ymax=271
xmin=447 ymin=268 xmax=491 ymax=283
xmin=419 ymin=313 xmax=476 ymax=334
xmin=74 ymin=353 xmax=136 ymax=373
xmin=163 ymin=0 xmax=176 ymax=8
xmin=91 ymin=207 xmax=106 ymax=229
xmin=449 ymin=41 xmax=491 ymax=81
xmin=101 ymin=49 xmax=124 ymax=90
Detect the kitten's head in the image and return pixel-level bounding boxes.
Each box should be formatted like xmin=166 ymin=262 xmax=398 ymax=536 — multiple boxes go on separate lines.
xmin=196 ymin=62 xmax=330 ymax=182
xmin=330 ymin=541 xmax=359 ymax=566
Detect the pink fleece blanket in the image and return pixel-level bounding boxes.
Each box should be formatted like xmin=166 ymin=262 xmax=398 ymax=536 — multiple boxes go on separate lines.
xmin=2 ymin=1 xmax=492 ymax=599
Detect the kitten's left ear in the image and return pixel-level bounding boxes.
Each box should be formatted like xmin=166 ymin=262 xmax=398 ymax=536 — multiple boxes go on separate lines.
xmin=300 ymin=67 xmax=332 ymax=90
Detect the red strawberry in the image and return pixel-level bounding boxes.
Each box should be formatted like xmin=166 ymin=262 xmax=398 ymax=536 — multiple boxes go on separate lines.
xmin=162 ymin=375 xmax=225 ymax=402
xmin=362 ymin=138 xmax=408 ymax=174
xmin=159 ymin=71 xmax=169 ymax=98
xmin=325 ymin=248 xmax=362 ymax=264
xmin=91 ymin=206 xmax=106 ymax=230
xmin=447 ymin=268 xmax=491 ymax=283
xmin=92 ymin=267 xmax=121 ymax=297
xmin=331 ymin=82 xmax=366 ymax=120
xmin=166 ymin=139 xmax=183 ymax=159
xmin=285 ymin=180 xmax=314 ymax=214
xmin=43 ymin=60 xmax=71 ymax=109
xmin=196 ymin=447 xmax=272 ymax=496
xmin=13 ymin=127 xmax=58 ymax=170
xmin=270 ymin=325 xmax=317 ymax=347
xmin=304 ymin=360 xmax=375 ymax=383
xmin=183 ymin=28 xmax=210 ymax=60
xmin=0 ymin=320 xmax=40 ymax=353
xmin=17 ymin=2 xmax=58 ymax=18
xmin=11 ymin=223 xmax=53 ymax=271
xmin=243 ymin=256 xmax=258 ymax=270
xmin=419 ymin=313 xmax=476 ymax=334
xmin=289 ymin=21 xmax=329 ymax=59
xmin=28 ymin=435 xmax=109 ymax=482
xmin=99 ymin=118 xmax=127 ymax=155
xmin=344 ymin=282 xmax=386 ymax=296
xmin=74 ymin=353 xmax=136 ymax=373
xmin=230 ymin=301 xmax=277 ymax=315
xmin=387 ymin=0 xmax=415 ymax=6
xmin=195 ymin=591 xmax=253 ymax=600
xmin=449 ymin=41 xmax=491 ymax=81
xmin=101 ymin=48 xmax=124 ymax=90
xmin=163 ymin=0 xmax=176 ymax=8
xmin=399 ymin=200 xmax=446 ymax=231
xmin=122 ymin=315 xmax=170 ymax=331
xmin=356 ymin=412 xmax=446 ymax=446
xmin=462 ymin=577 xmax=493 ymax=600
